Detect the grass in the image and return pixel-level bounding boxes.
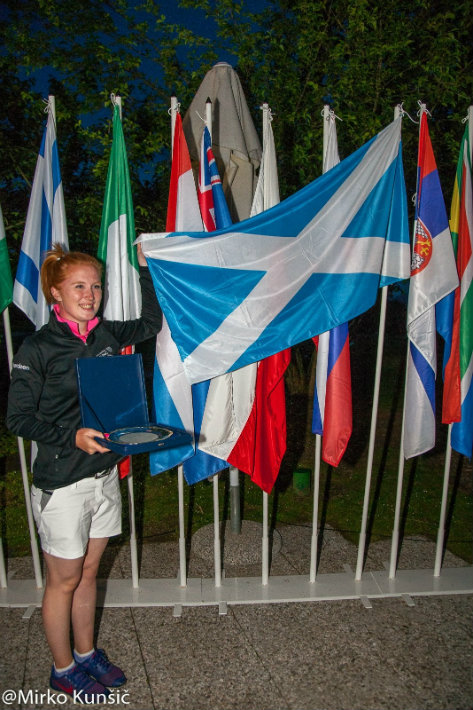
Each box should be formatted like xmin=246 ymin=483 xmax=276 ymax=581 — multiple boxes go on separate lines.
xmin=0 ymin=316 xmax=472 ymax=564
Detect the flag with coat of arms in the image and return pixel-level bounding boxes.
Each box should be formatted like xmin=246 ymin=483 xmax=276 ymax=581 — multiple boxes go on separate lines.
xmin=403 ymin=110 xmax=458 ymax=459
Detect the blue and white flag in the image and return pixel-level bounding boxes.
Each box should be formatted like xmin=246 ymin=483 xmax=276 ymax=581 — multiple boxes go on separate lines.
xmin=140 ymin=118 xmax=410 ymax=385
xmin=13 ymin=99 xmax=68 ymax=328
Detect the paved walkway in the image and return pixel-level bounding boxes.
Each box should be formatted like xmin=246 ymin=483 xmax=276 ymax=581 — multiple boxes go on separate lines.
xmin=1 ymin=524 xmax=472 ymax=710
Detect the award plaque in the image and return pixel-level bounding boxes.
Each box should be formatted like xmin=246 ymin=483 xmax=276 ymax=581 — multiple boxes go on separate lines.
xmin=76 ymin=353 xmax=191 ymax=455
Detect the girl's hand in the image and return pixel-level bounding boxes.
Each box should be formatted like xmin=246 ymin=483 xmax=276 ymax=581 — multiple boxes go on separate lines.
xmin=76 ymin=428 xmax=112 ymax=454
xmin=137 ymin=242 xmax=147 ymax=267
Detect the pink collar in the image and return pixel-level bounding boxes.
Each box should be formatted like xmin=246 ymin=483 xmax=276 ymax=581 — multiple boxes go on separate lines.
xmin=53 ymin=304 xmax=99 ymax=343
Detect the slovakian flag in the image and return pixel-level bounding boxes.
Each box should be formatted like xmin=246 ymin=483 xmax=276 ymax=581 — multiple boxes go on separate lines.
xmin=0 ymin=204 xmax=13 ymax=314
xmin=198 ymin=126 xmax=232 ymax=231
xmin=403 ymin=111 xmax=458 ymax=459
xmin=14 ymin=99 xmax=68 ymax=328
xmin=98 ymin=101 xmax=141 ymax=478
xmin=140 ymin=117 xmax=411 ymax=385
xmin=198 ymin=107 xmax=290 ymax=493
xmin=149 ymin=112 xmax=201 ymax=475
xmin=182 ymin=125 xmax=232 ymax=485
xmin=437 ymin=120 xmax=473 ymax=457
xmin=312 ymin=112 xmax=352 ymax=467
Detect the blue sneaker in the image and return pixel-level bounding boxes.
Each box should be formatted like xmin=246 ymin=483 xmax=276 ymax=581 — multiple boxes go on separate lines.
xmin=50 ymin=664 xmax=110 ymax=704
xmin=74 ymin=648 xmax=126 ymax=687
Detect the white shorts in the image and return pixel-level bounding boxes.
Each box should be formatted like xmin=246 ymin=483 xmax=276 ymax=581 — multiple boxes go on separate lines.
xmin=31 ymin=466 xmax=122 ymax=559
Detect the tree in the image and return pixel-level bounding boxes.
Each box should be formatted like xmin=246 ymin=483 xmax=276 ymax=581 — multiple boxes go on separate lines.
xmin=1 ymin=0 xmax=472 ymax=262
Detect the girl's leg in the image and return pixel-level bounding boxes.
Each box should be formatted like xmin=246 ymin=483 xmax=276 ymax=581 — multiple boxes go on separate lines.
xmin=42 ymin=552 xmax=84 ymax=669
xmin=71 ymin=537 xmax=109 ymax=654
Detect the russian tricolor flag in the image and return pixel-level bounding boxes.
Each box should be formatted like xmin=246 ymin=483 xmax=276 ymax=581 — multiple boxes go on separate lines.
xmin=312 ymin=113 xmax=352 ymax=467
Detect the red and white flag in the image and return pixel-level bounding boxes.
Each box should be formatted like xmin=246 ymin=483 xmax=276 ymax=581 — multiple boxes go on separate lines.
xmin=199 ymin=109 xmax=290 ymax=493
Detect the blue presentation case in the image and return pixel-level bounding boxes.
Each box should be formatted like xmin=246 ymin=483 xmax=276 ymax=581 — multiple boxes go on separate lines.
xmin=76 ymin=353 xmax=191 ymax=455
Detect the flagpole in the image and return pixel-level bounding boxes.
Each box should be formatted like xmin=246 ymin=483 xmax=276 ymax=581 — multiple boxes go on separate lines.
xmin=434 ymin=425 xmax=453 ymax=575
xmin=3 ymin=307 xmax=43 ymax=588
xmin=355 ymin=286 xmax=388 ymax=580
xmin=388 ymin=104 xmax=424 ymax=579
xmin=170 ymin=94 xmax=188 ymax=587
xmin=309 ymin=104 xmax=331 ymax=583
xmin=0 ymin=308 xmax=13 ymax=588
xmin=389 ymin=343 xmax=409 ymax=578
xmin=355 ymin=105 xmax=404 ymax=582
xmin=114 ymin=94 xmax=140 ymax=590
xmin=260 ymin=103 xmax=271 ymax=586
xmin=205 ymin=98 xmax=222 ymax=587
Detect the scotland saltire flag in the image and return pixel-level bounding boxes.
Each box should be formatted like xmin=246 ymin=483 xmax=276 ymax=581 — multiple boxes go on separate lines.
xmin=437 ymin=120 xmax=473 ymax=457
xmin=312 ymin=112 xmax=352 ymax=467
xmin=140 ymin=117 xmax=411 ymax=385
xmin=198 ymin=126 xmax=232 ymax=231
xmin=150 ymin=112 xmax=201 ymax=475
xmin=13 ymin=99 xmax=68 ymax=328
xmin=183 ymin=125 xmax=232 ymax=484
xmin=403 ymin=111 xmax=458 ymax=459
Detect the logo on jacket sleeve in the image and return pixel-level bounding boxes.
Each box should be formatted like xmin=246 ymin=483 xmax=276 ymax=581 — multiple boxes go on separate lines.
xmin=13 ymin=363 xmax=30 ymax=371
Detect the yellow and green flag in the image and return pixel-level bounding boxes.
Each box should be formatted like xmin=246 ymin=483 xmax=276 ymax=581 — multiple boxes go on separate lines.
xmin=440 ymin=121 xmax=473 ymax=457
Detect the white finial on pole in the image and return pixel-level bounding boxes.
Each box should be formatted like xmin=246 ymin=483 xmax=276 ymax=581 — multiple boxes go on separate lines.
xmin=468 ymin=105 xmax=473 ymax=163
xmin=170 ymin=95 xmax=178 ymax=152
xmin=111 ymin=93 xmax=122 ymax=120
xmin=322 ymin=104 xmax=330 ymax=166
xmin=205 ymin=98 xmax=212 ymax=142
xmin=48 ymin=95 xmax=56 ymax=122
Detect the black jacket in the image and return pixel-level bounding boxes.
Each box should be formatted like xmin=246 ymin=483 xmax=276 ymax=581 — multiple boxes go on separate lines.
xmin=7 ymin=267 xmax=162 ymax=490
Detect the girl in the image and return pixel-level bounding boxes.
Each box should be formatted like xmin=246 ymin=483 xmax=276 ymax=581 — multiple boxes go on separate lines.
xmin=7 ymin=243 xmax=161 ymax=703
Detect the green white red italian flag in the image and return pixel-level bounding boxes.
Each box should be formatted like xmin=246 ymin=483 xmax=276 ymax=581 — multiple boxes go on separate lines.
xmin=98 ymin=103 xmax=141 ymax=320
xmin=98 ymin=102 xmax=140 ymax=477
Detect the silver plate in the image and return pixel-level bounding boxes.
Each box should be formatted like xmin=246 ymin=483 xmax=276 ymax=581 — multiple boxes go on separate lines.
xmin=109 ymin=426 xmax=173 ymax=445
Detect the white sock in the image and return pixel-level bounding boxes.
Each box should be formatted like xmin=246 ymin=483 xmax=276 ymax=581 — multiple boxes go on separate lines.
xmin=73 ymin=648 xmax=95 ymax=662
xmin=54 ymin=660 xmax=76 ymax=676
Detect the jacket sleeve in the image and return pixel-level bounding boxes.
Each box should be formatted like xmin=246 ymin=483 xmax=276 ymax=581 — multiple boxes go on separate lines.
xmin=6 ymin=339 xmax=76 ymax=448
xmin=105 ymin=266 xmax=163 ymax=347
